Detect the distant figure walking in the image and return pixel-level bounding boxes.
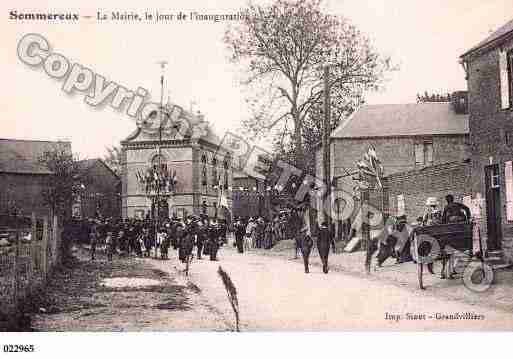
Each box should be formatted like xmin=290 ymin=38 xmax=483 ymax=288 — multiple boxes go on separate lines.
xmin=298 ymin=209 xmax=313 ymax=273
xmin=317 ymin=221 xmax=333 ymax=274
xmin=234 ymin=218 xmax=245 ymax=253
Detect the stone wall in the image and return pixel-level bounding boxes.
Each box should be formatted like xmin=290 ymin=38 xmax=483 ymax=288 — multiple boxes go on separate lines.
xmin=379 ymin=161 xmax=472 ymax=222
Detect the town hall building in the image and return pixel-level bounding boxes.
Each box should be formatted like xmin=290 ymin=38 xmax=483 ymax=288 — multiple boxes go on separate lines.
xmin=120 ymin=104 xmax=233 ymax=219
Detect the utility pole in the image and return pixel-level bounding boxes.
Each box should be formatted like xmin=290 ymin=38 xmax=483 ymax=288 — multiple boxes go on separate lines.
xmin=155 ymin=60 xmax=167 ymax=259
xmin=323 ymin=65 xmax=332 ymax=229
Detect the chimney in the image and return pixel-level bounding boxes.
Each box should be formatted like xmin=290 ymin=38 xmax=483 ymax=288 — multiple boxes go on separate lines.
xmin=451 ymin=91 xmax=468 ymax=114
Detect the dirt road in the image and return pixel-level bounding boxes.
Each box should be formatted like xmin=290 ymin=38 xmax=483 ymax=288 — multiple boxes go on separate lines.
xmin=30 ymin=249 xmax=229 ymax=331
xmin=154 ymin=245 xmax=513 ymax=331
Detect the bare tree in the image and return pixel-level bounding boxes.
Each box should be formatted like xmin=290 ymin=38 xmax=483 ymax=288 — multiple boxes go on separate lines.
xmin=38 ymin=149 xmax=80 ymax=219
xmin=103 ymin=146 xmax=122 ymax=176
xmin=224 ymin=0 xmax=393 ymax=170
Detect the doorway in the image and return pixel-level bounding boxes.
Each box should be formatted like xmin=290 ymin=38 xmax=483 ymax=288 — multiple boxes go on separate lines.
xmin=485 ymin=164 xmax=502 ymax=250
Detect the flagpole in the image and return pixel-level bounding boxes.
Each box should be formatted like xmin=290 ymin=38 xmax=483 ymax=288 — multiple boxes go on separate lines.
xmin=155 ymin=60 xmax=167 ymax=259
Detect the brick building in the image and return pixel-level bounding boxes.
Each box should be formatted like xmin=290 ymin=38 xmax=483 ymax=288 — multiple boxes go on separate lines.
xmin=121 ymin=105 xmax=233 ymax=219
xmin=316 ymin=101 xmax=470 ymax=237
xmin=370 ymin=161 xmax=472 ymax=222
xmin=74 ymin=159 xmax=122 ymax=219
xmin=0 ymin=139 xmax=72 ymax=217
xmin=460 ymin=19 xmax=513 ymax=261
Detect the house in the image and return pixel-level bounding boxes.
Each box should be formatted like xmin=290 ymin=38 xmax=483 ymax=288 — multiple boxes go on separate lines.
xmin=0 ymin=138 xmax=71 ymax=217
xmin=74 ymin=159 xmax=122 ymax=219
xmin=315 ymin=99 xmax=471 ymax=240
xmin=460 ymin=19 xmax=513 ymax=261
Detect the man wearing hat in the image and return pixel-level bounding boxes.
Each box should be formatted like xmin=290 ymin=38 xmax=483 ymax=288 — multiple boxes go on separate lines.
xmin=423 ymin=197 xmax=442 ymax=226
xmin=234 ymin=217 xmax=246 ymax=253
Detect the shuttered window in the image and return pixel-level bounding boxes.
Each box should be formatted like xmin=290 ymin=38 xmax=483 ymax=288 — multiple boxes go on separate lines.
xmin=499 ymin=50 xmax=510 ymax=109
xmin=414 ymin=142 xmax=433 ymax=166
xmin=509 ymin=51 xmax=513 ymax=107
xmin=415 ymin=144 xmax=424 ymax=165
xmin=505 ymin=161 xmax=513 ymax=221
xmin=397 ymin=194 xmax=405 ymax=216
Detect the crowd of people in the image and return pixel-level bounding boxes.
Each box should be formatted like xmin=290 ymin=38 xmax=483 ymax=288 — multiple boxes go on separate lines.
xmin=66 ymin=206 xmax=337 ymax=274
xmin=232 ymin=212 xmax=294 ymax=253
xmin=69 ymin=214 xmax=229 ymax=264
xmin=232 ymin=208 xmax=336 ymax=273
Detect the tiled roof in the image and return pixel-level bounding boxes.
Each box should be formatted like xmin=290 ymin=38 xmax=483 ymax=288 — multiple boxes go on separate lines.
xmin=0 ymin=139 xmax=71 ymax=174
xmin=461 ymin=19 xmax=513 ymax=58
xmin=77 ymin=158 xmax=120 ymax=180
xmin=330 ymin=103 xmax=468 ymax=139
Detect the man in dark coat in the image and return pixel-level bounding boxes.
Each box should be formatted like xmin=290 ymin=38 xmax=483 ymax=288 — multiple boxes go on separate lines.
xmin=442 ymin=194 xmax=471 ymax=224
xmin=300 ymin=228 xmax=314 ymax=273
xmin=207 ymin=220 xmax=220 ymax=261
xmin=178 ymin=223 xmax=193 ymax=263
xmin=196 ymin=220 xmax=207 ymax=260
xmin=234 ymin=218 xmax=245 ymax=253
xmin=317 ymin=221 xmax=332 ymax=273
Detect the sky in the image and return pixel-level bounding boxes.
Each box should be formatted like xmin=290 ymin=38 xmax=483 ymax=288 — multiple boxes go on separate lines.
xmin=1 ymin=0 xmax=513 ymax=159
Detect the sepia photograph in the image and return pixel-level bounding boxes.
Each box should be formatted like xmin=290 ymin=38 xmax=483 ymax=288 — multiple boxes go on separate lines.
xmin=1 ymin=0 xmax=513 ymax=355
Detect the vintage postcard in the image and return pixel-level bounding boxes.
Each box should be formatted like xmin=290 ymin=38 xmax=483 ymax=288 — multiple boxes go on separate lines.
xmin=1 ymin=0 xmax=513 ymax=353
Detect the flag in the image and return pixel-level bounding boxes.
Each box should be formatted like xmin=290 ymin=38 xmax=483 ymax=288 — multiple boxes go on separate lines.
xmin=356 ymin=145 xmax=383 ymax=189
xmin=218 ymin=177 xmax=228 ymax=208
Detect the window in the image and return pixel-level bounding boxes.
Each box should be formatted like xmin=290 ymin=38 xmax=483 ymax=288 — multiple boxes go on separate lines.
xmin=506 ymin=162 xmax=513 ymax=221
xmin=223 ymin=159 xmax=229 ymax=189
xmin=397 ymin=194 xmax=405 ymax=216
xmin=201 ymin=154 xmax=207 ymax=186
xmin=491 ymin=167 xmax=501 ymax=188
xmin=414 ymin=141 xmax=433 ymax=166
xmin=506 ymin=131 xmax=513 ymax=146
xmin=509 ymin=51 xmax=513 ymax=107
xmin=499 ymin=49 xmax=513 ymax=110
xmin=212 ymin=157 xmax=218 ymax=186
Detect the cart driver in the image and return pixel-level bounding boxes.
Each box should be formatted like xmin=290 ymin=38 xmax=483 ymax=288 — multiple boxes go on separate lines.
xmin=422 ymin=197 xmax=442 ymax=225
xmin=442 ymin=194 xmax=471 ymax=224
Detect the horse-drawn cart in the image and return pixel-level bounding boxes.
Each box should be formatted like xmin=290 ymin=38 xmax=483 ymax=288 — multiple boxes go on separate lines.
xmin=412 ymin=221 xmax=484 ymax=289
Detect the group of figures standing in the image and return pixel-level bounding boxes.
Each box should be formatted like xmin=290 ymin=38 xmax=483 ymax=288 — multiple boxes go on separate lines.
xmin=232 ymin=207 xmax=336 ymax=274
xmin=66 ymin=205 xmax=338 ymax=275
xmin=70 ymin=215 xmax=228 ymax=265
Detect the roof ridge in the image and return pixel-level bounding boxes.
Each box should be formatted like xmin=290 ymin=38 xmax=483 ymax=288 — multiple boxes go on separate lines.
xmin=0 ymin=138 xmax=71 ymax=143
xmin=330 ymin=102 xmax=468 ymax=139
xmin=461 ymin=18 xmax=513 ymax=58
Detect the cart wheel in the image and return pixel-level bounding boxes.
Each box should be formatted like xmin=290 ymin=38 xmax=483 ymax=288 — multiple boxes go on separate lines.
xmin=418 ymin=263 xmax=425 ymax=290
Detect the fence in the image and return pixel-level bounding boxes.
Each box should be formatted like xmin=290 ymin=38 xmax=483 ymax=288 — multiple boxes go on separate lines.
xmin=0 ymin=213 xmax=61 ymax=316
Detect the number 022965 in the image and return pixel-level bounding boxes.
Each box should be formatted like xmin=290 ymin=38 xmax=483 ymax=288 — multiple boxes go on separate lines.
xmin=3 ymin=344 xmax=35 ymax=353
